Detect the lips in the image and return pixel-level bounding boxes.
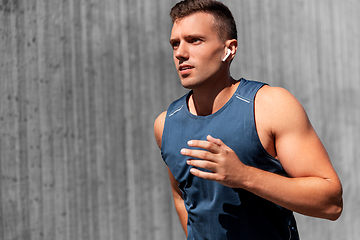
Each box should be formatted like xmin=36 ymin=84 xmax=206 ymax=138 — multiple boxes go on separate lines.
xmin=179 ymin=64 xmax=194 ymax=75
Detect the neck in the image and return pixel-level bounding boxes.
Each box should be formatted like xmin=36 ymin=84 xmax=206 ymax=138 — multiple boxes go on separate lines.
xmin=188 ymin=76 xmax=239 ymax=116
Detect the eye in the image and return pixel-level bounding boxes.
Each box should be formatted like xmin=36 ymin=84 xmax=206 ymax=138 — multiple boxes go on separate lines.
xmin=171 ymin=41 xmax=180 ymax=50
xmin=190 ymin=38 xmax=201 ymax=44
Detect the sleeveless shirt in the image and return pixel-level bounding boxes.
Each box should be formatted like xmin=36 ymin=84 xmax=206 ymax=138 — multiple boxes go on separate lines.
xmin=161 ymin=79 xmax=299 ymax=240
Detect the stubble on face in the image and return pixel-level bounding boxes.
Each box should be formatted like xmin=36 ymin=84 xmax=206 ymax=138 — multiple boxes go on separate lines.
xmin=170 ymin=12 xmax=227 ymax=90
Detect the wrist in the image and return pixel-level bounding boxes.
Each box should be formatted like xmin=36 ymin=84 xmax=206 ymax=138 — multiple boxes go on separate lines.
xmin=234 ymin=164 xmax=254 ymax=190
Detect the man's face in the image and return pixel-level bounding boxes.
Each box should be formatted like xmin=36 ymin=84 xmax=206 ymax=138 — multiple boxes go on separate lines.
xmin=170 ymin=12 xmax=227 ymax=89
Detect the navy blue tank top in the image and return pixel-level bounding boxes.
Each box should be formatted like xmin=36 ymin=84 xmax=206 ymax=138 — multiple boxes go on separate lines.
xmin=161 ymin=79 xmax=299 ymax=240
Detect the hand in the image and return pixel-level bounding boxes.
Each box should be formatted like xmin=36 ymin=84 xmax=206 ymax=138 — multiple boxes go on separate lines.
xmin=180 ymin=135 xmax=248 ymax=188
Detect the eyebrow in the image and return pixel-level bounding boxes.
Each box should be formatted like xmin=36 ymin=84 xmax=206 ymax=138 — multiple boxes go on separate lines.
xmin=169 ymin=38 xmax=178 ymax=45
xmin=185 ymin=34 xmax=204 ymax=40
xmin=169 ymin=34 xmax=204 ymax=44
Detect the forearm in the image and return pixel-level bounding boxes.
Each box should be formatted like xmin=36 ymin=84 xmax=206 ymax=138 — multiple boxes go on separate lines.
xmin=167 ymin=167 xmax=188 ymax=236
xmin=173 ymin=197 xmax=188 ymax=236
xmin=182 ymin=136 xmax=343 ymax=220
xmin=240 ymin=165 xmax=343 ymax=220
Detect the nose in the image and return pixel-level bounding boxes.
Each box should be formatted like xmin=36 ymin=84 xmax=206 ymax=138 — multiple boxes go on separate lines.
xmin=174 ymin=42 xmax=189 ymax=60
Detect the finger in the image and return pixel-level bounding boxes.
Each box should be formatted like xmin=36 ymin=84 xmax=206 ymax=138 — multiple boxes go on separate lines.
xmin=189 ymin=168 xmax=225 ymax=182
xmin=187 ymin=139 xmax=220 ymax=153
xmin=206 ymin=135 xmax=224 ymax=147
xmin=187 ymin=159 xmax=217 ymax=172
xmin=189 ymin=167 xmax=214 ymax=179
xmin=181 ymin=148 xmax=216 ymax=162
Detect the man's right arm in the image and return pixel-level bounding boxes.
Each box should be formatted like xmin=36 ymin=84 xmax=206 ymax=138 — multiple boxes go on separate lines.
xmin=154 ymin=112 xmax=188 ymax=236
xmin=167 ymin=167 xmax=188 ymax=236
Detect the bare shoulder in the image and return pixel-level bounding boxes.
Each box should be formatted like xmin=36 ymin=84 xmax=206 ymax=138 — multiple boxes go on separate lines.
xmin=255 ymin=85 xmax=310 ymax=134
xmin=154 ymin=111 xmax=167 ymax=149
xmin=255 ymin=85 xmax=304 ymax=112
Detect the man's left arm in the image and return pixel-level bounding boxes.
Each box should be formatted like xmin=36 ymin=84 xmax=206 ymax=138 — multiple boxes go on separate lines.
xmin=182 ymin=87 xmax=343 ymax=220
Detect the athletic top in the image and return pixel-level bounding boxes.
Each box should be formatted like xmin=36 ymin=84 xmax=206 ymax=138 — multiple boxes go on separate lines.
xmin=161 ymin=79 xmax=299 ymax=240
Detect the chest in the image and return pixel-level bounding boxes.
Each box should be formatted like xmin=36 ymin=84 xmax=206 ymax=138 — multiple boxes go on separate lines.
xmin=162 ymin=99 xmax=285 ymax=183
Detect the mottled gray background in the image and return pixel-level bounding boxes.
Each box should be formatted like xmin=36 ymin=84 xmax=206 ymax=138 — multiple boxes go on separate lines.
xmin=0 ymin=0 xmax=358 ymax=239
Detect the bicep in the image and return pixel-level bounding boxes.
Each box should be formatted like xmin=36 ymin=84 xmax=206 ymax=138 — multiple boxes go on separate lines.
xmin=155 ymin=112 xmax=184 ymax=201
xmin=154 ymin=111 xmax=167 ymax=149
xmin=256 ymin=86 xmax=337 ymax=179
xmin=276 ymin=118 xmax=335 ymax=179
xmin=263 ymin=87 xmax=338 ymax=180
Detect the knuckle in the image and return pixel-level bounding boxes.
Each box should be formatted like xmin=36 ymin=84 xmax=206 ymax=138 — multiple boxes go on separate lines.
xmin=218 ymin=155 xmax=227 ymax=163
xmin=206 ymin=163 xmax=216 ymax=172
xmin=216 ymin=174 xmax=226 ymax=182
xmin=201 ymin=151 xmax=211 ymax=159
xmin=205 ymin=141 xmax=213 ymax=149
xmin=202 ymin=162 xmax=211 ymax=170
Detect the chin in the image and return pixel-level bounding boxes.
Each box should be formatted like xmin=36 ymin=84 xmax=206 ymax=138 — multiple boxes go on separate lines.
xmin=179 ymin=77 xmax=192 ymax=89
xmin=180 ymin=82 xmax=193 ymax=89
xmin=179 ymin=76 xmax=203 ymax=90
xmin=180 ymin=81 xmax=199 ymax=90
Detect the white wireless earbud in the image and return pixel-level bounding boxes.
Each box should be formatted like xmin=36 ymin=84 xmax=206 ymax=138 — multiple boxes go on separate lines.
xmin=222 ymin=49 xmax=231 ymax=62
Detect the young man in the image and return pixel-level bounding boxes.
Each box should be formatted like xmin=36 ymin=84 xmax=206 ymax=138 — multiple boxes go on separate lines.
xmin=154 ymin=0 xmax=343 ymax=239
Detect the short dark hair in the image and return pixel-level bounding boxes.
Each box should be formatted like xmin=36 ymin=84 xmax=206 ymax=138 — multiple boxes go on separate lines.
xmin=170 ymin=0 xmax=237 ymax=41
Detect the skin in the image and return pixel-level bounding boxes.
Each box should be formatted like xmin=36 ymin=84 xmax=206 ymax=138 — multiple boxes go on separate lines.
xmin=154 ymin=12 xmax=343 ymax=237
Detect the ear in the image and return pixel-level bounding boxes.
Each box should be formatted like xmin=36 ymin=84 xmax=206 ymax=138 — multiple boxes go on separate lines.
xmin=225 ymin=39 xmax=238 ymax=62
xmin=222 ymin=49 xmax=232 ymax=62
